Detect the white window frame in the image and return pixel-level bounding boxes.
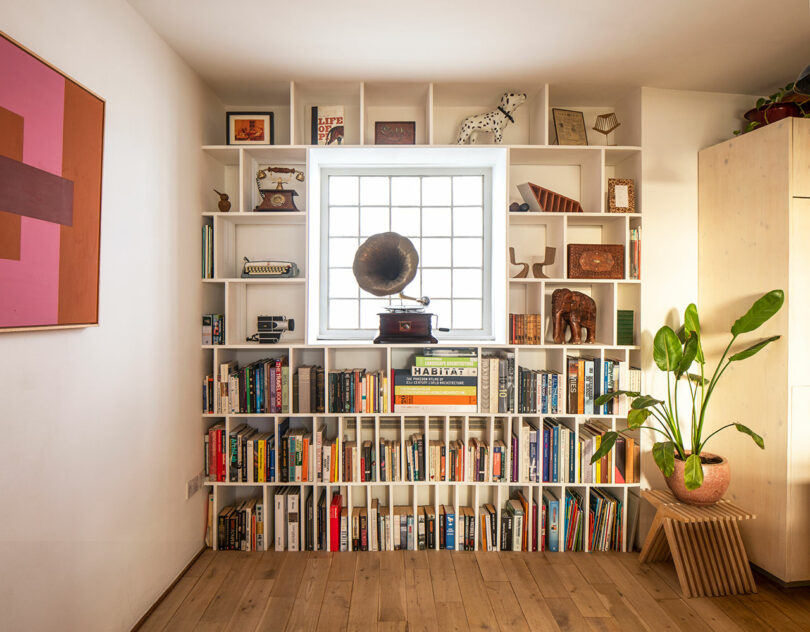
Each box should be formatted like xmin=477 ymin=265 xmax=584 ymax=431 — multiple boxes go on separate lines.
xmin=307 ymin=146 xmax=507 ymax=344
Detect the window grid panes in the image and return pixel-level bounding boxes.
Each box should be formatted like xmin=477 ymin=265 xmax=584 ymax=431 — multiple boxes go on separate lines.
xmin=322 ymin=172 xmax=490 ymax=338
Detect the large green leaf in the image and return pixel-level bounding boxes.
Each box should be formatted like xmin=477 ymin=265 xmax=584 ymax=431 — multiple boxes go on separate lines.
xmin=652 ymin=442 xmax=676 ymax=477
xmin=683 ymin=304 xmax=705 ymax=363
xmin=627 ymin=408 xmax=651 ymax=429
xmin=653 ymin=326 xmax=683 ymax=372
xmin=590 ymin=431 xmax=619 ymax=463
xmin=677 ymin=334 xmax=698 ymax=376
xmin=729 ymin=336 xmax=781 ymax=362
xmin=731 ymin=290 xmax=784 ymax=335
xmin=594 ymin=390 xmax=640 ymax=406
xmin=684 ymin=454 xmax=704 ymax=490
xmin=735 ymin=423 xmax=765 ymax=449
xmin=631 ymin=395 xmax=664 ymax=409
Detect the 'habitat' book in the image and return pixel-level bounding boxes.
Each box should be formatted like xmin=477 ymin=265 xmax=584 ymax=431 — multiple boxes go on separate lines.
xmin=311 ymin=106 xmax=344 ymax=145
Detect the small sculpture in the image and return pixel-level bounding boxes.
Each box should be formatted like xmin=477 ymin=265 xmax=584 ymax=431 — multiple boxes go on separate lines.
xmin=509 ymin=202 xmax=530 ymax=213
xmin=456 ymin=92 xmax=527 ymax=144
xmin=213 ymin=189 xmax=231 ymax=212
xmin=551 ymin=288 xmax=596 ymax=344
xmin=532 ymin=247 xmax=556 ymax=279
xmin=509 ymin=247 xmax=529 ymax=278
xmin=593 ymin=113 xmax=621 ymax=145
xmin=517 ymin=182 xmax=583 ymax=213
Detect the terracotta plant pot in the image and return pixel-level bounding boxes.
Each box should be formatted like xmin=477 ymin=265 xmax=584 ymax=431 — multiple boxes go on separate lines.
xmin=665 ymin=451 xmax=730 ymax=506
xmin=744 ymin=102 xmax=801 ymax=127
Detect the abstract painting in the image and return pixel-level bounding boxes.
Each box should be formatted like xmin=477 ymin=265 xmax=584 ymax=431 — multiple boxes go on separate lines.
xmin=0 ymin=32 xmax=104 ymax=331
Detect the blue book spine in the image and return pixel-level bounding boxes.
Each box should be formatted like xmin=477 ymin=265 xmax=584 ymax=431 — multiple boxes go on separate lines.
xmin=569 ymin=432 xmax=576 ymax=483
xmin=445 ymin=511 xmax=455 ymax=550
xmin=548 ymin=498 xmax=559 ymax=552
xmin=269 ymin=439 xmax=275 ymax=482
xmin=552 ymin=425 xmax=559 ymax=482
xmin=551 ymin=374 xmax=558 ymax=413
xmin=543 ymin=428 xmax=550 ymax=482
xmin=541 ymin=373 xmax=547 ymax=414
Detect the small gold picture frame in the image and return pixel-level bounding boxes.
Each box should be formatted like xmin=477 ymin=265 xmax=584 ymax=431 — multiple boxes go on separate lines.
xmin=552 ymin=108 xmax=588 ymax=145
xmin=608 ymin=178 xmax=636 ymax=213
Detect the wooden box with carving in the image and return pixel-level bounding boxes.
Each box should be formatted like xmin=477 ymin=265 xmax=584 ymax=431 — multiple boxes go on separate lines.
xmin=567 ymin=244 xmax=625 ymax=279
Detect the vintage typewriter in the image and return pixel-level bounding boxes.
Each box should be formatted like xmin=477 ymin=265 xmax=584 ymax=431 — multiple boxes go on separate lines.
xmin=240 ymin=257 xmax=299 ymax=278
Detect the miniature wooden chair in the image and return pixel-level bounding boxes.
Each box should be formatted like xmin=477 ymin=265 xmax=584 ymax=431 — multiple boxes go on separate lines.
xmin=639 ymin=489 xmax=757 ymax=598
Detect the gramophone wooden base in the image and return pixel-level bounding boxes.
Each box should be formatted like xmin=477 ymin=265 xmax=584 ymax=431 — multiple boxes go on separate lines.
xmin=374 ymin=312 xmax=438 ymax=344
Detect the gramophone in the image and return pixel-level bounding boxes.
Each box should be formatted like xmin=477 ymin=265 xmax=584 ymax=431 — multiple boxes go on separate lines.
xmin=254 ymin=166 xmax=305 ymax=212
xmin=353 ymin=232 xmax=448 ymax=344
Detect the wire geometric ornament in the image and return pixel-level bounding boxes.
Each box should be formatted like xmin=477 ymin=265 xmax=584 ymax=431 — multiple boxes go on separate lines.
xmin=593 ymin=113 xmax=621 ymax=145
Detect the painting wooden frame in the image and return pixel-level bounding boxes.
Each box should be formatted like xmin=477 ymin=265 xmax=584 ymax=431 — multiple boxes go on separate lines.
xmin=552 ymin=108 xmax=588 ymax=146
xmin=0 ymin=31 xmax=105 ymax=332
xmin=608 ymin=178 xmax=636 ymax=213
xmin=226 ymin=112 xmax=274 ymax=145
xmin=374 ymin=121 xmax=416 ymax=145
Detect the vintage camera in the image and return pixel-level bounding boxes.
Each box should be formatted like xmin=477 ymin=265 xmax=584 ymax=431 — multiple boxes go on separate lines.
xmin=247 ymin=315 xmax=295 ymax=344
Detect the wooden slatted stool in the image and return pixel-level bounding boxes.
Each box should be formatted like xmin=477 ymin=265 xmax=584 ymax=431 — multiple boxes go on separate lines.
xmin=639 ymin=489 xmax=757 ymax=598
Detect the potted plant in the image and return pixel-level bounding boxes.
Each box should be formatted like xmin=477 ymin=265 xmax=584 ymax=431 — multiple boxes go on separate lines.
xmin=734 ymin=82 xmax=809 ymax=135
xmin=592 ymin=289 xmax=784 ymax=505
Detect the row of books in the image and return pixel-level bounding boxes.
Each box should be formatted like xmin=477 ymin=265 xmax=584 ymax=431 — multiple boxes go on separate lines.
xmin=209 ymin=488 xmax=623 ymax=553
xmin=204 ymin=358 xmax=290 ymax=415
xmin=202 ymin=224 xmax=213 ymax=279
xmin=509 ymin=313 xmax=542 ymax=345
xmin=294 ymin=365 xmax=326 ymax=413
xmin=479 ymin=355 xmax=515 ymax=413
xmin=517 ymin=367 xmax=562 ymax=414
xmin=201 ymin=314 xmax=224 ymax=345
xmin=328 ymin=369 xmax=389 ymax=413
xmin=567 ymin=357 xmax=640 ymax=415
xmin=217 ymin=497 xmax=265 ymax=551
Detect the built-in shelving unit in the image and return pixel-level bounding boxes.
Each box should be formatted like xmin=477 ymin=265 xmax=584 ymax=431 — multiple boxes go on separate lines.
xmin=202 ymin=81 xmax=643 ymax=553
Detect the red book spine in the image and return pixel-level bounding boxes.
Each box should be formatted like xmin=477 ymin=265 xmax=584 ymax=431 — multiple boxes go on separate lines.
xmin=330 ymin=495 xmax=342 ymax=552
xmin=208 ymin=428 xmax=216 ymax=481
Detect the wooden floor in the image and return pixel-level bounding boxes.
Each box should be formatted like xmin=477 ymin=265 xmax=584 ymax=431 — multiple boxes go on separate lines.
xmin=138 ymin=549 xmax=810 ymax=632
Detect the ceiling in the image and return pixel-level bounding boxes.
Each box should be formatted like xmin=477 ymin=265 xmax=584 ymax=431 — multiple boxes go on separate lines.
xmin=128 ymin=0 xmax=810 ymax=104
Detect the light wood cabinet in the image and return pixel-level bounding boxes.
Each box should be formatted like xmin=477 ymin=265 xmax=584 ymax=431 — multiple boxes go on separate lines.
xmin=698 ymin=118 xmax=810 ymax=583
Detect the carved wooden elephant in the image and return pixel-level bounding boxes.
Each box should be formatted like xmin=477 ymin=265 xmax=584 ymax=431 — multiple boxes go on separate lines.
xmin=551 ymin=288 xmax=596 ymax=344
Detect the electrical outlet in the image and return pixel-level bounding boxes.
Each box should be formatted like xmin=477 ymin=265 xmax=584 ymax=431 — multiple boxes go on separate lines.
xmin=186 ymin=470 xmax=205 ymax=500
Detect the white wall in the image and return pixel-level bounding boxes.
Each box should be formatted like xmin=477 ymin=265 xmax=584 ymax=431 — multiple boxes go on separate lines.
xmin=0 ymin=1 xmax=221 ymax=630
xmin=636 ymin=87 xmax=756 ymax=536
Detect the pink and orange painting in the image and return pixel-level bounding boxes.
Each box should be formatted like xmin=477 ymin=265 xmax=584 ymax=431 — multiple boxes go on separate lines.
xmin=0 ymin=32 xmax=104 ymax=331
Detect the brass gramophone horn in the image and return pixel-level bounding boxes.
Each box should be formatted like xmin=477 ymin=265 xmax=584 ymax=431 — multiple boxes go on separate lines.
xmin=352 ymin=232 xmax=429 ymax=305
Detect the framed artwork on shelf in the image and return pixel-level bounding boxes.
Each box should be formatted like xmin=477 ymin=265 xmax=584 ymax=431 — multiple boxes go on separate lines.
xmin=552 ymin=108 xmax=588 ymax=145
xmin=226 ymin=112 xmax=274 ymax=145
xmin=0 ymin=32 xmax=105 ymax=332
xmin=374 ymin=121 xmax=416 ymax=145
xmin=608 ymin=178 xmax=636 ymax=213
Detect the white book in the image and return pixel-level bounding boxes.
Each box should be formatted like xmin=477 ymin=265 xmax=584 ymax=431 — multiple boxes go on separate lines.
xmin=520 ymin=423 xmax=529 ymax=481
xmin=247 ymin=437 xmax=255 ymax=483
xmin=394 ymin=514 xmax=401 ymax=549
xmin=370 ymin=500 xmax=379 ymax=552
xmin=274 ymin=488 xmax=287 ymax=551
xmin=287 ymin=489 xmax=300 ymax=552
xmin=489 ymin=359 xmax=499 ymax=413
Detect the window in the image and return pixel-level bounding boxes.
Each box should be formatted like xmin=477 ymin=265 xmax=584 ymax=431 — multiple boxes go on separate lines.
xmin=319 ymin=169 xmax=492 ymax=340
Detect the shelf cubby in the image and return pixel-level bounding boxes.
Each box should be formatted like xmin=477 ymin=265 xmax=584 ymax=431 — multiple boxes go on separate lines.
xmin=293 ymin=81 xmax=362 ymax=146
xmin=363 ymin=82 xmax=432 ymax=145
xmin=214 ymin=216 xmax=306 ymax=279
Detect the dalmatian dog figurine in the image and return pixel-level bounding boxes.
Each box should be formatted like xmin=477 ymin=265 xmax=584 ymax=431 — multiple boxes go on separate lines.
xmin=456 ymin=92 xmax=527 ymax=144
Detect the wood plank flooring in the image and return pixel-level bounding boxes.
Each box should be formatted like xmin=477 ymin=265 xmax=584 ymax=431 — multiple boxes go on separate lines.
xmin=138 ymin=551 xmax=810 ymax=631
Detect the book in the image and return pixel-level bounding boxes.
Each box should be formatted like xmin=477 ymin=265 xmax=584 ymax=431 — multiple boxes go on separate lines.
xmin=543 ymin=489 xmax=560 ymax=552
xmin=443 ymin=505 xmax=455 ymax=550
xmin=330 ymin=493 xmax=342 ymax=552
xmin=311 ymin=106 xmax=344 ymax=145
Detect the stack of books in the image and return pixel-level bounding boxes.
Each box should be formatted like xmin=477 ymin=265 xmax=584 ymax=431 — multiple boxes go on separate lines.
xmin=479 ymin=505 xmax=498 ymax=551
xmin=328 ymin=369 xmax=389 ymax=413
xmin=202 ymin=224 xmax=213 ymax=279
xmin=500 ymin=497 xmax=525 ymax=551
xmin=218 ymin=497 xmax=264 ymax=551
xmin=378 ymin=439 xmax=401 ymax=482
xmin=616 ymin=310 xmax=634 ymax=346
xmin=405 ymin=433 xmax=426 ymax=481
xmin=201 ymin=314 xmax=224 ymax=345
xmin=466 ymin=438 xmax=490 ymax=482
xmin=564 ymin=489 xmax=585 ymax=551
xmin=515 ymin=421 xmax=541 ymax=482
xmin=342 ymin=439 xmax=376 ymax=482
xmin=508 ymin=313 xmax=543 ymax=344
xmin=205 ymin=357 xmax=290 ymax=414
xmin=542 ymin=418 xmax=577 ymax=483
xmin=589 ymin=489 xmax=623 ymax=552
xmin=517 ymin=367 xmax=562 ymax=414
xmin=392 ymin=349 xmax=478 ymax=413
xmin=427 ymin=440 xmax=446 ymax=481
xmin=479 ymin=354 xmax=515 ymax=413
xmin=294 ymin=365 xmax=325 ymax=413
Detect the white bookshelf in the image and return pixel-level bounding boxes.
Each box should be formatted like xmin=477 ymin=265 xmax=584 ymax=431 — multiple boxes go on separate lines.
xmin=203 ymin=81 xmax=643 ymax=553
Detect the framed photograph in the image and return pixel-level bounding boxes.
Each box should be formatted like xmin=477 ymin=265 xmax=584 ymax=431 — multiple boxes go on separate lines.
xmin=552 ymin=108 xmax=588 ymax=146
xmin=1 ymin=32 xmax=105 ymax=332
xmin=226 ymin=112 xmax=274 ymax=145
xmin=374 ymin=121 xmax=416 ymax=145
xmin=608 ymin=178 xmax=636 ymax=213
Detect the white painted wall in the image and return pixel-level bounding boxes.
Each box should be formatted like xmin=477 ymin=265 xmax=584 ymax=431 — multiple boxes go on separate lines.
xmin=636 ymin=87 xmax=756 ymax=537
xmin=0 ymin=1 xmax=221 ymax=630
